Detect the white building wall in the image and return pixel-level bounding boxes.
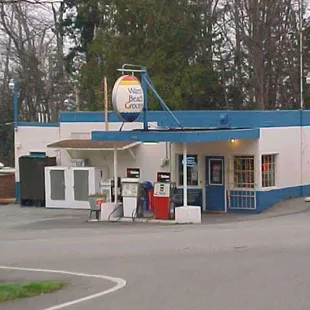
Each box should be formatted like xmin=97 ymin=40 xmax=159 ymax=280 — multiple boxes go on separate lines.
xmin=135 ymin=143 xmax=170 ymax=182
xmin=15 ymin=121 xmax=165 ymax=184
xmin=59 ymin=121 xmax=146 ymax=140
xmin=14 ymin=126 xmax=60 ymax=181
xmin=258 ymin=127 xmax=310 ymax=189
xmin=15 ymin=120 xmax=310 ymax=210
xmin=302 ymin=127 xmax=310 ymax=186
xmin=62 ymin=143 xmax=169 ymax=183
xmin=57 ymin=121 xmax=157 ymax=167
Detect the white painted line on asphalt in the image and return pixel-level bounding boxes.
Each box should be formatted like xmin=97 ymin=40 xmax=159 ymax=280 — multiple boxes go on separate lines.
xmin=0 ymin=265 xmax=127 ymax=310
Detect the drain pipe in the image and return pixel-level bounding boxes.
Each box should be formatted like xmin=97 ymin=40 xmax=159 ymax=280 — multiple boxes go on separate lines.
xmin=169 ymin=142 xmax=172 ymax=178
xmin=299 ymin=0 xmax=304 ymax=197
xmin=300 ymin=110 xmax=304 ymax=197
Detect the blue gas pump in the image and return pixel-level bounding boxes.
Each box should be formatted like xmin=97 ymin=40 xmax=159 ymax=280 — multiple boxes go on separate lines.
xmin=143 ymin=181 xmax=153 ymax=211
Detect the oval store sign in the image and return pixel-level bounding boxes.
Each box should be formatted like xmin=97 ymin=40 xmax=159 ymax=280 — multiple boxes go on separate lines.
xmin=182 ymin=156 xmax=197 ymax=168
xmin=112 ymin=75 xmax=144 ymax=122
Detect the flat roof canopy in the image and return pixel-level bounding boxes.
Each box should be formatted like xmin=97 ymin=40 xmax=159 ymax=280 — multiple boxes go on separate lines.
xmin=91 ymin=128 xmax=260 ymax=143
xmin=47 ymin=139 xmax=141 ymax=150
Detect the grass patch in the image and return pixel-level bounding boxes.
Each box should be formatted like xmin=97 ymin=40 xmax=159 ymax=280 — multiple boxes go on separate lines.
xmin=0 ymin=281 xmax=65 ymax=302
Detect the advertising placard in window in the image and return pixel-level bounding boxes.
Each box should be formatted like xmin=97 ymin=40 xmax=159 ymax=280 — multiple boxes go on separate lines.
xmin=157 ymin=172 xmax=171 ymax=183
xmin=126 ymin=168 xmax=140 ymax=178
xmin=178 ymin=155 xmax=198 ymax=186
xmin=209 ymin=159 xmax=223 ymax=185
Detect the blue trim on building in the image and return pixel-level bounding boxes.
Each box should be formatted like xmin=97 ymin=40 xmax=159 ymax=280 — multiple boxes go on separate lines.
xmin=157 ymin=110 xmax=310 ymax=128
xmin=223 ymin=185 xmax=310 ymax=214
xmin=59 ymin=110 xmax=310 ymax=128
xmin=174 ymin=185 xmax=310 ymax=214
xmin=17 ymin=122 xmax=59 ymax=127
xmin=59 ymin=112 xmax=123 ymax=123
xmin=59 ymin=111 xmax=167 ymax=123
xmin=29 ymin=152 xmax=46 ymax=157
xmin=15 ymin=181 xmax=20 ymax=202
xmin=92 ymin=128 xmax=260 ymax=143
xmin=256 ymin=185 xmax=310 ymax=213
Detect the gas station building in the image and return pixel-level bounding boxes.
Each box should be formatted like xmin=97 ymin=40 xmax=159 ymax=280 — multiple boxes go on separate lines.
xmin=14 ymin=109 xmax=310 ymax=222
xmin=12 ymin=67 xmax=310 ymax=223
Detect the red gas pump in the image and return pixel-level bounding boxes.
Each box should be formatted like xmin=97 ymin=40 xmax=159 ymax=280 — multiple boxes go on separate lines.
xmin=148 ymin=188 xmax=154 ymax=211
xmin=153 ymin=182 xmax=176 ymax=220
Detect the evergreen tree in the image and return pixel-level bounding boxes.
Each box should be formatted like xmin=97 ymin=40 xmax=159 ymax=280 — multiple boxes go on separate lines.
xmin=61 ymin=0 xmax=226 ymax=110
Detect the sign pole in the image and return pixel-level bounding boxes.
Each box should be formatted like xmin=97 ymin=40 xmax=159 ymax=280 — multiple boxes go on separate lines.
xmin=104 ymin=76 xmax=109 ymax=131
xmin=141 ymin=70 xmax=148 ymax=131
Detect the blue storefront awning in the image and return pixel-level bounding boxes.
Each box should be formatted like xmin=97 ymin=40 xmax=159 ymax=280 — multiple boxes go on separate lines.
xmin=91 ymin=128 xmax=260 ymax=143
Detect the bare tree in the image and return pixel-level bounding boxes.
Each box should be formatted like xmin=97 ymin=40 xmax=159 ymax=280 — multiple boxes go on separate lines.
xmin=217 ymin=0 xmax=303 ymax=109
xmin=0 ymin=2 xmax=74 ymax=122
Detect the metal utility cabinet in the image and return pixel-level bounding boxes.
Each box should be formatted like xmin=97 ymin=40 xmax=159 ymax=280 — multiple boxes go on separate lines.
xmin=45 ymin=166 xmax=109 ymax=209
xmin=19 ymin=156 xmax=56 ymax=207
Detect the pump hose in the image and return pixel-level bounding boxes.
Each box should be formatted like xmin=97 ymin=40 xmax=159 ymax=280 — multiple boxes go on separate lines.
xmin=132 ymin=208 xmax=137 ymax=222
xmin=132 ymin=197 xmax=144 ymax=221
xmin=107 ymin=204 xmax=123 ymax=222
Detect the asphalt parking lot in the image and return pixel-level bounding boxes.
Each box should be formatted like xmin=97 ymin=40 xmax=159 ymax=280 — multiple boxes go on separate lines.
xmin=2 ymin=202 xmax=310 ymax=310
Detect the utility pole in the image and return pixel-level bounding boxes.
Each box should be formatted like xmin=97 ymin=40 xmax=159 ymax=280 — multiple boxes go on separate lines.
xmin=3 ymin=6 xmax=15 ymax=93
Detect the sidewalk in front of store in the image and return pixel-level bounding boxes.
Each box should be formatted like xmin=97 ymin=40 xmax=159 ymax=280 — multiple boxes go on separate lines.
xmin=201 ymin=197 xmax=310 ymax=225
xmin=2 ymin=197 xmax=310 ymax=226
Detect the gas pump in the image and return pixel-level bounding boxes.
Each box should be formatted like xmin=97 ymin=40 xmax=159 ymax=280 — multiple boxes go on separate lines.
xmin=111 ymin=177 xmax=122 ymax=202
xmin=101 ymin=178 xmax=121 ymax=202
xmin=121 ymin=178 xmax=143 ymax=218
xmin=153 ymin=182 xmax=176 ymax=220
xmin=99 ymin=178 xmax=122 ymax=221
xmin=100 ymin=180 xmax=112 ymax=202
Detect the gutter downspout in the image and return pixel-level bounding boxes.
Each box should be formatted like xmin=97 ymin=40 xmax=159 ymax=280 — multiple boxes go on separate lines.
xmin=299 ymin=0 xmax=304 ymax=197
xmin=300 ymin=109 xmax=304 ymax=197
xmin=169 ymin=142 xmax=172 ymax=178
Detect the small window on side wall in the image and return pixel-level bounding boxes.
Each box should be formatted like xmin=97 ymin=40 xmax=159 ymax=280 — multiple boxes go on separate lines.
xmin=262 ymin=154 xmax=276 ymax=187
xmin=178 ymin=154 xmax=199 ymax=186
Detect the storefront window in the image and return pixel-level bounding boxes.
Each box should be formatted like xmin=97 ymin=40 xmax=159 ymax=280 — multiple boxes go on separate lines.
xmin=262 ymin=154 xmax=276 ymax=187
xmin=233 ymin=156 xmax=255 ymax=188
xmin=178 ymin=155 xmax=199 ymax=186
